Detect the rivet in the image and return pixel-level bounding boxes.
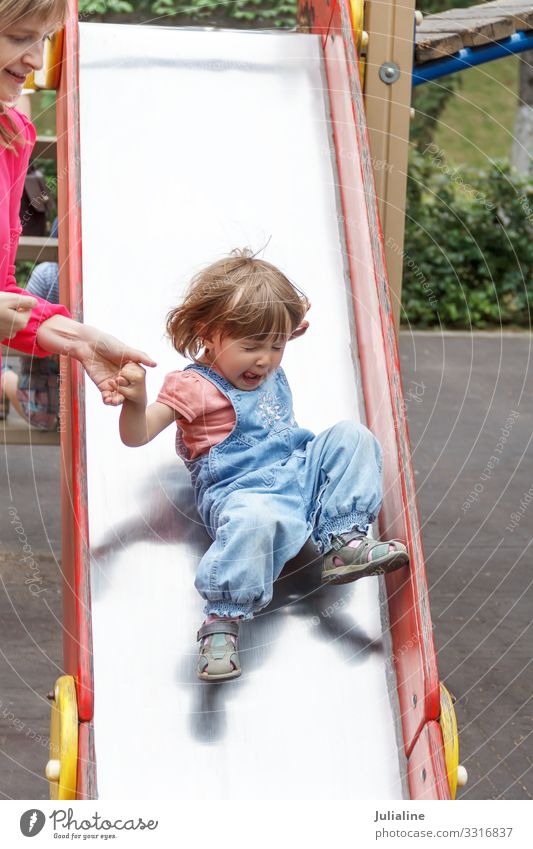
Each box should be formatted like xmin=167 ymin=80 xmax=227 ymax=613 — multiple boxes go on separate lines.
xmin=421 ymin=767 xmax=427 ymax=782
xmin=412 ymin=693 xmax=417 ymax=708
xmin=379 ymin=61 xmax=400 ymax=85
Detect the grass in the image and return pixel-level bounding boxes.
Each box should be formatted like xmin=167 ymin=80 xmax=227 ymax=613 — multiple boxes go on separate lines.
xmin=431 ymin=55 xmax=519 ymax=169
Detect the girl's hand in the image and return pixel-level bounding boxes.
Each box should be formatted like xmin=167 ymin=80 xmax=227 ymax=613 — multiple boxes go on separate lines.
xmin=111 ymin=362 xmax=148 ymax=406
xmin=35 ymin=316 xmax=156 ymax=406
xmin=76 ymin=333 xmax=154 ymax=406
xmin=0 ymin=292 xmax=38 ymax=340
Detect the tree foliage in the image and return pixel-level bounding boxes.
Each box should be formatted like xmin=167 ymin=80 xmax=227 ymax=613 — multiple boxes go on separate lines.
xmin=78 ymin=0 xmax=298 ymax=28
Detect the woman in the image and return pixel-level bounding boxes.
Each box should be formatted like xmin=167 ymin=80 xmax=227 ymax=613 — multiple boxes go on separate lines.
xmin=0 ymin=0 xmax=155 ymax=404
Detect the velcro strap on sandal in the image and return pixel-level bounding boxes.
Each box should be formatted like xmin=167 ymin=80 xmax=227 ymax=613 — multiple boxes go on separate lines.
xmin=197 ymin=620 xmax=240 ymax=642
xmin=330 ymin=531 xmax=365 ymax=551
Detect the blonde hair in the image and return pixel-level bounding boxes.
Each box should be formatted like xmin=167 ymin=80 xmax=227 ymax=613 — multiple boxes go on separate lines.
xmin=167 ymin=249 xmax=310 ymax=361
xmin=0 ymin=0 xmax=69 ymax=150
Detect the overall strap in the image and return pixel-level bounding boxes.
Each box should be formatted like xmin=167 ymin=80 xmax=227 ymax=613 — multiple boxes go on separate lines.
xmin=184 ymin=362 xmax=235 ymax=398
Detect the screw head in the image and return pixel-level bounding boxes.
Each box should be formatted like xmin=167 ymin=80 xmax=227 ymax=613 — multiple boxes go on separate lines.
xmin=379 ymin=61 xmax=400 ymax=85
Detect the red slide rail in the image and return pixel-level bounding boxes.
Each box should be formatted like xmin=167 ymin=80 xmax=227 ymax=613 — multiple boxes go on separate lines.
xmin=300 ymin=0 xmax=448 ymax=799
xmin=56 ymin=4 xmax=95 ymax=799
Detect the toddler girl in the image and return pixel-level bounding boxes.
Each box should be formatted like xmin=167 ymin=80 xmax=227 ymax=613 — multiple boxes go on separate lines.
xmin=115 ymin=250 xmax=409 ymax=682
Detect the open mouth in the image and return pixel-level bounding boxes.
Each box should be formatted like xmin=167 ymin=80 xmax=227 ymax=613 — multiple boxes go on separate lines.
xmin=5 ymin=69 xmax=27 ymax=85
xmin=242 ymin=371 xmax=263 ymax=384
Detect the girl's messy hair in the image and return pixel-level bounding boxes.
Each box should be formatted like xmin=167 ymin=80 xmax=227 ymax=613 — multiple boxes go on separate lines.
xmin=0 ymin=0 xmax=69 ymax=150
xmin=167 ymin=249 xmax=310 ymax=360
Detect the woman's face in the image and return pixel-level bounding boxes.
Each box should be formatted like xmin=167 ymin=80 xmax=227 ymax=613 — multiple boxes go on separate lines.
xmin=0 ymin=14 xmax=54 ymax=105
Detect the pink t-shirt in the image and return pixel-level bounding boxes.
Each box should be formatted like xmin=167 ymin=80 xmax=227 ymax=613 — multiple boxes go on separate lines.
xmin=157 ymin=369 xmax=236 ymax=460
xmin=0 ymin=108 xmax=70 ymax=369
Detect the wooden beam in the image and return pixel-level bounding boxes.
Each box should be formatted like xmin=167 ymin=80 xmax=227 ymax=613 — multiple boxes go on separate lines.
xmin=17 ymin=236 xmax=58 ymax=263
xmin=364 ymin=0 xmax=417 ymax=331
xmin=33 ymin=135 xmax=58 ymax=161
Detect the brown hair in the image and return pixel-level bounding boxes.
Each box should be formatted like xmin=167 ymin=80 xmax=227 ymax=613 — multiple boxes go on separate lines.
xmin=0 ymin=0 xmax=69 ymax=150
xmin=167 ymin=249 xmax=310 ymax=360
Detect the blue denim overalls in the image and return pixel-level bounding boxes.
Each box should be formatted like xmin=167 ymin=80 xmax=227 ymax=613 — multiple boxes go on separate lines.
xmin=179 ymin=363 xmax=383 ymax=619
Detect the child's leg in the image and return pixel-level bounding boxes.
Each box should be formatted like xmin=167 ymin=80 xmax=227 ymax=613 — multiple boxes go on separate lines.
xmin=2 ymin=369 xmax=25 ymax=420
xmin=195 ymin=489 xmax=309 ymax=619
xmin=299 ymin=420 xmax=408 ymax=582
xmin=194 ymin=488 xmax=309 ymax=680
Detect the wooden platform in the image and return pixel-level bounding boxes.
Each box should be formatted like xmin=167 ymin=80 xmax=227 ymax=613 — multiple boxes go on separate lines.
xmin=17 ymin=236 xmax=58 ymax=263
xmin=0 ymin=411 xmax=59 ymax=445
xmin=416 ymin=0 xmax=533 ymax=64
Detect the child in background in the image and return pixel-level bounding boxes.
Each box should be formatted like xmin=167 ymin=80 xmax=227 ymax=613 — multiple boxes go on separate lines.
xmin=114 ymin=250 xmax=409 ymax=682
xmin=1 ymin=259 xmax=60 ymax=430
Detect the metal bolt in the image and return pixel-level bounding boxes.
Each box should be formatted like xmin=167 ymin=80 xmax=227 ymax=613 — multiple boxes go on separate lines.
xmin=412 ymin=693 xmax=417 ymax=708
xmin=421 ymin=767 xmax=427 ymax=782
xmin=379 ymin=61 xmax=400 ymax=85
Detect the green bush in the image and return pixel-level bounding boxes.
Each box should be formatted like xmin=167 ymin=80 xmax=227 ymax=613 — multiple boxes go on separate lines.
xmin=402 ymin=151 xmax=533 ymax=327
xmin=78 ymin=0 xmax=298 ymax=28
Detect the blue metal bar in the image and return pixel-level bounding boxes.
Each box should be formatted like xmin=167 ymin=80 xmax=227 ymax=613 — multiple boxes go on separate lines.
xmin=413 ymin=30 xmax=533 ymax=86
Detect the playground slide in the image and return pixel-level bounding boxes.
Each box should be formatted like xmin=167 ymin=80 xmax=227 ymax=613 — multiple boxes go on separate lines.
xmin=54 ymin=7 xmax=449 ymax=801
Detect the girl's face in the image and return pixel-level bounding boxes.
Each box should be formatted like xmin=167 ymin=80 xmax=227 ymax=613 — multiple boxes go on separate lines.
xmin=202 ymin=331 xmax=287 ymax=391
xmin=0 ymin=14 xmax=54 ymax=105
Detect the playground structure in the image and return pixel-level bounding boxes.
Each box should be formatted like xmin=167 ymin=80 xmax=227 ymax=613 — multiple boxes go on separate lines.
xmin=12 ymin=0 xmax=529 ymax=800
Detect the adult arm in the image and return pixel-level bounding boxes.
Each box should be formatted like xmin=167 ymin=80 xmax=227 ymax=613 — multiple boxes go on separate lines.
xmin=36 ymin=315 xmax=157 ymax=406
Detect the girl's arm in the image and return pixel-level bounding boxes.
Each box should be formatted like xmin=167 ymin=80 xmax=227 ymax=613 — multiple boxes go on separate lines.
xmin=115 ymin=362 xmax=175 ymax=447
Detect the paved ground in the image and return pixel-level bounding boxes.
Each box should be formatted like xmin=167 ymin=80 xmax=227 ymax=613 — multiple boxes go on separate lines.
xmin=400 ymin=331 xmax=532 ymax=801
xmin=0 ymin=331 xmax=531 ymax=800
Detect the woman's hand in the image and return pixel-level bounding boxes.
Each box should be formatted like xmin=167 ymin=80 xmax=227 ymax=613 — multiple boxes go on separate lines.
xmin=0 ymin=292 xmax=38 ymax=340
xmin=75 ymin=332 xmax=155 ymax=406
xmin=35 ymin=316 xmax=156 ymax=406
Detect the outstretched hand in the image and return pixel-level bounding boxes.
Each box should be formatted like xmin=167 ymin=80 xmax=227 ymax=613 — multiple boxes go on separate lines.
xmin=75 ymin=331 xmax=156 ymax=406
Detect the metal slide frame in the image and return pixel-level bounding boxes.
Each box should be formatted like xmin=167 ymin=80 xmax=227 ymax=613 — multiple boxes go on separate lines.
xmin=54 ymin=1 xmax=449 ymax=800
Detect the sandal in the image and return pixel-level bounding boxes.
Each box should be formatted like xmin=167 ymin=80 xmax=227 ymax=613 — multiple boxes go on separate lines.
xmin=196 ymin=619 xmax=241 ymax=682
xmin=322 ymin=531 xmax=409 ymax=585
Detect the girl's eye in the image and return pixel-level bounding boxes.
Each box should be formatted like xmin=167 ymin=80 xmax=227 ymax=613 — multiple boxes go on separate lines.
xmin=9 ymin=33 xmax=51 ymax=45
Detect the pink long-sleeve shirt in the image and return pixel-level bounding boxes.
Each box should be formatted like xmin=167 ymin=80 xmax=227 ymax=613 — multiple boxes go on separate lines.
xmin=0 ymin=107 xmax=69 ymax=369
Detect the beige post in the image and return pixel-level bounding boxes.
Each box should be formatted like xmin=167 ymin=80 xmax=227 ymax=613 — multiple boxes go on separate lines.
xmin=363 ymin=0 xmax=417 ymax=330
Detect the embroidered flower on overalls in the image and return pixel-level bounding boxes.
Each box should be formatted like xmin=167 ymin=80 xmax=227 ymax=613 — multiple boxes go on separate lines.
xmin=257 ymin=392 xmax=284 ymax=429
